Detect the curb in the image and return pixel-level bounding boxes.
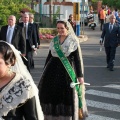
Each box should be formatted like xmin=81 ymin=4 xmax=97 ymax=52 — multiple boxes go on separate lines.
xmin=78 ymin=35 xmax=88 ymax=43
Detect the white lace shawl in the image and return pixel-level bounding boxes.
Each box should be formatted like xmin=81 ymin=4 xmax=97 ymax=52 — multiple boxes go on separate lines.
xmin=49 ymin=34 xmax=78 ymax=57
xmin=0 ymin=41 xmax=44 ymax=120
xmin=0 ymin=73 xmax=34 ymax=116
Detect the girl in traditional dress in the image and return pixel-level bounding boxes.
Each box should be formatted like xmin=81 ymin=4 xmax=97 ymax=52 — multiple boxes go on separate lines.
xmin=38 ymin=20 xmax=88 ymax=120
xmin=0 ymin=41 xmax=44 ymax=120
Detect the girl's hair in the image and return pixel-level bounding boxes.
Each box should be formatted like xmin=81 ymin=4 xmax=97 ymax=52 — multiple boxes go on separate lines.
xmin=56 ymin=20 xmax=69 ymax=30
xmin=0 ymin=42 xmax=16 ymax=66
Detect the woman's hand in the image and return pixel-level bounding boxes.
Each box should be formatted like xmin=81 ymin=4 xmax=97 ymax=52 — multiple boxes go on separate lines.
xmin=78 ymin=77 xmax=84 ymax=84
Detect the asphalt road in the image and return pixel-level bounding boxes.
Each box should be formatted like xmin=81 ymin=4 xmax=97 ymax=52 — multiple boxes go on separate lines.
xmin=31 ymin=25 xmax=120 ymax=120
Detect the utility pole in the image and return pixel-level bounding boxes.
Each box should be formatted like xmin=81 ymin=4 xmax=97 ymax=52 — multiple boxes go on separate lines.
xmin=81 ymin=0 xmax=85 ymax=35
xmin=50 ymin=0 xmax=53 ymax=26
xmin=39 ymin=0 xmax=42 ymax=22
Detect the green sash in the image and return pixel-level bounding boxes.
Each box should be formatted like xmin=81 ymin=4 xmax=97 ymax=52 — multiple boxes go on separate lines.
xmin=53 ymin=36 xmax=82 ymax=109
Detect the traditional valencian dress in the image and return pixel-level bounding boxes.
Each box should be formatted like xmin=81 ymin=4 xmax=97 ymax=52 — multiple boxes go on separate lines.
xmin=0 ymin=73 xmax=44 ymax=120
xmin=38 ymin=34 xmax=87 ymax=120
xmin=0 ymin=41 xmax=44 ymax=120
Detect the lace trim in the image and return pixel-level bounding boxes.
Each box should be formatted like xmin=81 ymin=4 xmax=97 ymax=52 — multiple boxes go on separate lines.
xmin=44 ymin=115 xmax=72 ymax=120
xmin=41 ymin=103 xmax=73 ymax=116
xmin=0 ymin=74 xmax=34 ymax=117
xmin=49 ymin=34 xmax=78 ymax=57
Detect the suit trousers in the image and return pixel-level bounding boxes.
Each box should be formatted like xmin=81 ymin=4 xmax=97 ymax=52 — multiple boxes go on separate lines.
xmin=22 ymin=40 xmax=32 ymax=72
xmin=100 ymin=19 xmax=104 ymax=30
xmin=105 ymin=46 xmax=116 ymax=68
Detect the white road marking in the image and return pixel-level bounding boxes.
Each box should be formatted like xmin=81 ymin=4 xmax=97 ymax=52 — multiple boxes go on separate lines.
xmin=86 ymin=100 xmax=120 ymax=112
xmin=86 ymin=90 xmax=120 ymax=100
xmin=86 ymin=114 xmax=119 ymax=120
xmin=104 ymin=84 xmax=120 ymax=90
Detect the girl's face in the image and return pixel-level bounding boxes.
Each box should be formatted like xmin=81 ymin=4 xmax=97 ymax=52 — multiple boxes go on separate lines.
xmin=0 ymin=54 xmax=9 ymax=78
xmin=57 ymin=23 xmax=68 ymax=36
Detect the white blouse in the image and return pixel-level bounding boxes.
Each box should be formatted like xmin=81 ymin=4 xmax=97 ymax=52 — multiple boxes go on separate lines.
xmin=49 ymin=34 xmax=78 ymax=57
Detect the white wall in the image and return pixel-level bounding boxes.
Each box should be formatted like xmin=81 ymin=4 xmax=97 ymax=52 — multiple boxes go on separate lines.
xmin=39 ymin=0 xmax=88 ymax=17
xmin=34 ymin=4 xmax=39 ymax=13
xmin=60 ymin=6 xmax=73 ymax=20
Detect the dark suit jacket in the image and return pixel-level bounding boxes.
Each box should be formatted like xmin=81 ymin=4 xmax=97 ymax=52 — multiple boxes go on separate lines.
xmin=0 ymin=25 xmax=26 ymax=54
xmin=101 ymin=23 xmax=120 ymax=47
xmin=32 ymin=22 xmax=40 ymax=45
xmin=18 ymin=22 xmax=37 ymax=49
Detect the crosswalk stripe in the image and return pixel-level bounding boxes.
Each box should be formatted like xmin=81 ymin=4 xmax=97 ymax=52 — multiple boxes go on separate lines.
xmin=86 ymin=114 xmax=119 ymax=120
xmin=86 ymin=90 xmax=120 ymax=100
xmin=86 ymin=100 xmax=120 ymax=112
xmin=104 ymin=84 xmax=120 ymax=90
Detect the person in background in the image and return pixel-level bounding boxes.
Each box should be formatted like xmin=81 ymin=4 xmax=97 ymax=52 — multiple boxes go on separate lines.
xmin=104 ymin=8 xmax=108 ymax=23
xmin=114 ymin=8 xmax=118 ymax=18
xmin=107 ymin=7 xmax=111 ymax=15
xmin=116 ymin=12 xmax=120 ymax=25
xmin=29 ymin=13 xmax=40 ymax=69
xmin=0 ymin=15 xmax=26 ymax=56
xmin=68 ymin=14 xmax=76 ymax=33
xmin=18 ymin=13 xmax=37 ymax=72
xmin=98 ymin=7 xmax=102 ymax=23
xmin=38 ymin=19 xmax=88 ymax=120
xmin=29 ymin=13 xmax=40 ymax=48
xmin=19 ymin=10 xmax=25 ymax=23
xmin=99 ymin=6 xmax=106 ymax=30
xmin=100 ymin=15 xmax=120 ymax=71
xmin=0 ymin=41 xmax=44 ymax=120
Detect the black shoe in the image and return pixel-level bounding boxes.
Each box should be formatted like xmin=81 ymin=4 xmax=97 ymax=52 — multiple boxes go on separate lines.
xmin=109 ymin=68 xmax=114 ymax=71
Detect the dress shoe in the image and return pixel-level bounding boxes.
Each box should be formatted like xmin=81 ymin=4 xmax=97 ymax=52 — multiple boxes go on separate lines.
xmin=109 ymin=68 xmax=114 ymax=71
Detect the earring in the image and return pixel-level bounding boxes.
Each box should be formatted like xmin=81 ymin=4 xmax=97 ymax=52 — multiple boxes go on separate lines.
xmin=7 ymin=66 xmax=13 ymax=77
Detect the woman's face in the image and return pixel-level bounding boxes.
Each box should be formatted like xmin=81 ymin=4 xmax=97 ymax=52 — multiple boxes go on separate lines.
xmin=57 ymin=23 xmax=68 ymax=36
xmin=0 ymin=54 xmax=9 ymax=77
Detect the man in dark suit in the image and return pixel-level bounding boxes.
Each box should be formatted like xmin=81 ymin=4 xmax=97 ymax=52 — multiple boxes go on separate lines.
xmin=29 ymin=13 xmax=40 ymax=68
xmin=100 ymin=14 xmax=120 ymax=71
xmin=0 ymin=15 xmax=26 ymax=56
xmin=29 ymin=13 xmax=40 ymax=48
xmin=18 ymin=13 xmax=37 ymax=72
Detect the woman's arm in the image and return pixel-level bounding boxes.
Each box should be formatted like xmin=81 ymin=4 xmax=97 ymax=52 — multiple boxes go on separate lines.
xmin=22 ymin=97 xmax=38 ymax=120
xmin=70 ymin=48 xmax=84 ymax=83
xmin=44 ymin=50 xmax=52 ymax=66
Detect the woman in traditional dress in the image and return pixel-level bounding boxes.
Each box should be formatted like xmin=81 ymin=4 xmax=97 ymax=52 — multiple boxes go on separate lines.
xmin=0 ymin=41 xmax=44 ymax=120
xmin=38 ymin=19 xmax=88 ymax=120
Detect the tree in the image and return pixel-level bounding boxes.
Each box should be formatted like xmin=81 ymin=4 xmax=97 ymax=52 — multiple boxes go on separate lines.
xmin=102 ymin=0 xmax=120 ymax=9
xmin=0 ymin=0 xmax=33 ymax=26
xmin=92 ymin=0 xmax=99 ymax=2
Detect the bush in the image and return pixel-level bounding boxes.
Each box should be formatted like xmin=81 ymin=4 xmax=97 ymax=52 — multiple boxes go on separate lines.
xmin=40 ymin=28 xmax=57 ymax=35
xmin=39 ymin=28 xmax=58 ymax=40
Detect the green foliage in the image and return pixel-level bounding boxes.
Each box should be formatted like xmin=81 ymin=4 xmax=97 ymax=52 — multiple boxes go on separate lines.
xmin=0 ymin=0 xmax=33 ymax=26
xmin=102 ymin=0 xmax=120 ymax=9
xmin=92 ymin=0 xmax=99 ymax=3
xmin=40 ymin=28 xmax=57 ymax=35
xmin=53 ymin=6 xmax=60 ymax=19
